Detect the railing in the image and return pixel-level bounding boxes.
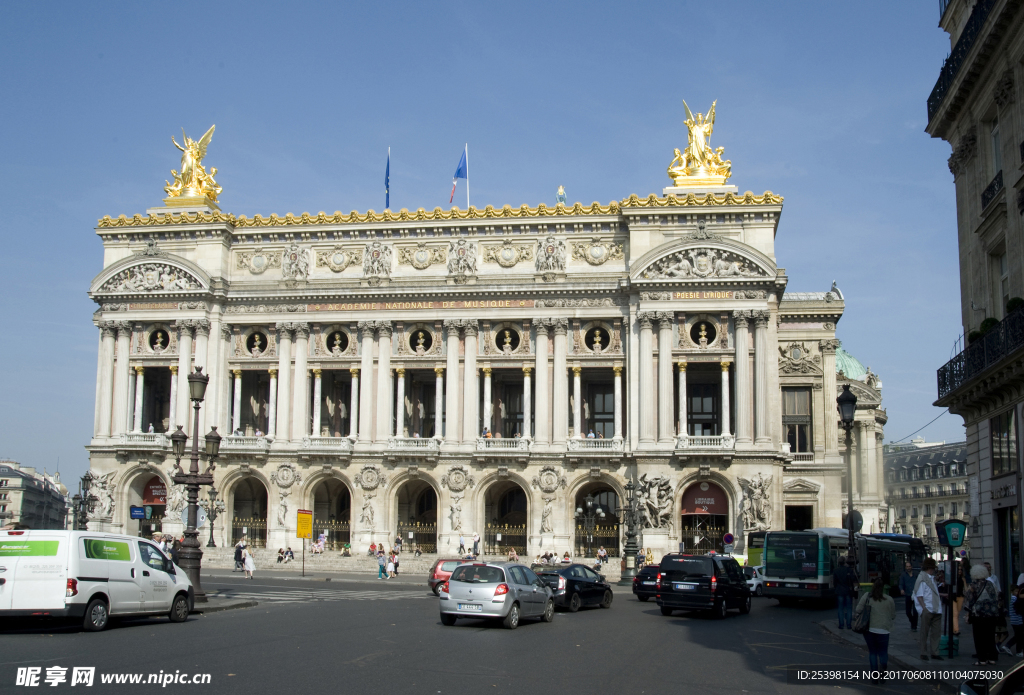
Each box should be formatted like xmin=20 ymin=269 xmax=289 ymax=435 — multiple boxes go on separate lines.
xmin=982 ymin=170 xmax=1004 ymax=209
xmin=676 ymin=434 xmax=736 ymax=450
xmin=484 ymin=523 xmax=527 ymax=555
xmin=792 ymin=452 xmax=814 ymax=462
xmin=301 ymin=436 xmax=354 ymax=453
xmin=231 ymin=517 xmax=267 ymax=548
xmin=567 ymin=437 xmax=624 ymax=452
xmin=387 ymin=436 xmax=441 ymax=452
xmin=938 ymin=305 xmax=1024 ymax=398
xmin=118 ymin=432 xmax=168 ymax=448
xmin=311 ymin=520 xmax=350 ymax=551
xmin=574 ymin=523 xmax=620 ymax=557
xmin=927 ymin=0 xmax=996 ymax=121
xmin=397 ymin=522 xmax=437 ymax=554
xmin=221 ymin=435 xmax=270 ymax=454
xmin=679 ymin=519 xmax=727 ymax=555
xmin=476 ymin=437 xmax=531 ymax=452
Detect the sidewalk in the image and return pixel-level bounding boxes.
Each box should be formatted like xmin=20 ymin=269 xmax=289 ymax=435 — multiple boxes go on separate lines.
xmin=190 ymin=596 xmax=258 ymax=614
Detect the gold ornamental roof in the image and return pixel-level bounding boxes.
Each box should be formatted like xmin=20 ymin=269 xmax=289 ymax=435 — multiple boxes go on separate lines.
xmin=96 ymin=191 xmax=783 ymax=229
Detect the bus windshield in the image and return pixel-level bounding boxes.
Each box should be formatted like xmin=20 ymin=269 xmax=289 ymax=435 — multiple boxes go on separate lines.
xmin=765 ymin=533 xmax=820 ymax=579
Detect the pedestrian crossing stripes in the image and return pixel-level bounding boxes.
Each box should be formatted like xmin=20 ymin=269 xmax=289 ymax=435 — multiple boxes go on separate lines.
xmin=209 ymin=588 xmax=434 ymax=604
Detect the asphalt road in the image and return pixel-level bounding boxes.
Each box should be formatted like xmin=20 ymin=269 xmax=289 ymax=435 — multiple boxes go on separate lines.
xmin=0 ymin=574 xmax=953 ymax=695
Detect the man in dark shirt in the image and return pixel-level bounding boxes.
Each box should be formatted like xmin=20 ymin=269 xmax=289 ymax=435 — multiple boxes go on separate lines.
xmin=898 ymin=562 xmax=919 ymax=631
xmin=833 ymin=555 xmax=858 ymax=629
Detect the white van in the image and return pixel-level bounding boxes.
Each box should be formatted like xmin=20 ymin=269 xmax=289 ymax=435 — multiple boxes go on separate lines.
xmin=0 ymin=529 xmax=193 ymax=631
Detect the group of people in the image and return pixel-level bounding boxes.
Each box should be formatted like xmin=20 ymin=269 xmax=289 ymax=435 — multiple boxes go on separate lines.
xmin=534 ymin=551 xmax=572 ymax=565
xmin=370 ymin=543 xmax=401 ymax=579
xmin=275 ymin=547 xmax=295 ymax=563
xmin=153 ymin=534 xmax=182 ymax=564
xmin=233 ymin=536 xmax=255 ymax=579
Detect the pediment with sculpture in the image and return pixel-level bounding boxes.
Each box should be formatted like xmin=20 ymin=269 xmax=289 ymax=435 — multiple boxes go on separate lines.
xmin=92 ymin=242 xmax=209 ymax=295
xmin=633 ymin=241 xmax=774 ymax=282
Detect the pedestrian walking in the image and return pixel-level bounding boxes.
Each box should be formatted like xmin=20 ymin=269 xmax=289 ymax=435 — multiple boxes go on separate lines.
xmin=833 ymin=556 xmax=857 ymax=630
xmin=898 ymin=562 xmax=918 ymax=631
xmin=855 ymin=578 xmax=896 ymax=677
xmin=1005 ymin=584 xmax=1024 ymax=658
xmin=965 ymin=562 xmax=1001 ymax=665
xmin=377 ymin=550 xmax=387 ymax=579
xmin=953 ymin=561 xmax=965 ymax=636
xmin=472 ymin=533 xmax=480 ymax=556
xmin=242 ymin=547 xmax=255 ymax=580
xmin=915 ymin=558 xmax=944 ymax=661
xmin=458 ymin=534 xmax=466 ymax=554
xmin=234 ymin=537 xmax=246 ymax=572
xmin=393 ymin=551 xmax=400 ymax=576
xmin=386 ymin=554 xmax=396 ymax=579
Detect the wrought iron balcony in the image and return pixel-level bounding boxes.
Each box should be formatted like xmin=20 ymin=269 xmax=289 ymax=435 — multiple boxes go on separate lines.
xmin=982 ymin=170 xmax=1004 ymax=209
xmin=675 ymin=434 xmax=736 ymax=450
xmin=300 ymin=436 xmax=354 ymax=454
xmin=937 ymin=305 xmax=1024 ymax=398
xmin=927 ymin=0 xmax=995 ymax=122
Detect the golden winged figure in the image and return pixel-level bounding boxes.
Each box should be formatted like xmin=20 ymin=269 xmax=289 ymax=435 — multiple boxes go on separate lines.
xmin=668 ymin=100 xmax=731 ymax=185
xmin=164 ymin=125 xmax=222 ymax=202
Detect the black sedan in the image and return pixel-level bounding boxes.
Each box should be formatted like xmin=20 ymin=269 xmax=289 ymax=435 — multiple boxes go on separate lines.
xmin=632 ymin=565 xmax=659 ymax=601
xmin=536 ymin=564 xmax=613 ymax=612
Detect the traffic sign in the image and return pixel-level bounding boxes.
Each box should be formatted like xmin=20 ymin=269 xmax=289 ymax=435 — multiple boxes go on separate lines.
xmin=129 ymin=506 xmax=145 ymax=520
xmin=844 ymin=510 xmax=863 ymax=533
xmin=723 ymin=544 xmax=735 ymax=554
xmin=723 ymin=533 xmax=735 ymax=545
xmin=296 ymin=509 xmax=312 ymax=540
xmin=180 ymin=506 xmax=207 ymax=529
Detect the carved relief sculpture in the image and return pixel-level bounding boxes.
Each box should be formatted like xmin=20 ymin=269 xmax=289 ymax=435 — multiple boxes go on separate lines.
xmin=440 ymin=465 xmax=476 ymax=493
xmin=739 ymin=473 xmax=773 ymax=531
xmin=778 ymin=342 xmax=821 ymax=374
xmin=237 ymin=247 xmax=282 ymax=275
xmin=398 ymin=242 xmax=446 ymax=270
xmin=450 ymin=494 xmax=463 ymax=532
xmin=483 ymin=239 xmax=533 ymax=268
xmin=447 ymin=239 xmax=477 ymax=277
xmin=100 ymin=264 xmax=202 ymax=293
xmin=270 ymin=461 xmax=301 ymax=489
xmin=531 ymin=465 xmax=567 ymax=493
xmin=363 ymin=241 xmax=393 ymax=279
xmin=643 ymin=248 xmax=763 ymax=280
xmin=541 ymin=496 xmax=555 ymax=533
xmin=354 ymin=465 xmax=387 ymax=491
xmin=637 ymin=473 xmax=673 ymax=529
xmin=281 ymin=243 xmax=310 ymax=281
xmin=360 ymin=493 xmax=375 ymax=530
xmin=535 ymin=236 xmax=567 ymax=272
xmin=571 ymin=238 xmax=624 ymax=266
xmin=316 ymin=245 xmax=362 ymax=272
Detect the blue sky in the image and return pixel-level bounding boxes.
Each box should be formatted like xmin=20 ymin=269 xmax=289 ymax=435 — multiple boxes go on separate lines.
xmin=0 ymin=2 xmax=962 ymax=485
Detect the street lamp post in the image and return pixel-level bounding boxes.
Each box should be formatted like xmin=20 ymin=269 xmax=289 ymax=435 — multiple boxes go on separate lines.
xmin=70 ymin=473 xmax=95 ymax=531
xmin=575 ymin=493 xmax=606 ymax=558
xmin=837 ymin=383 xmax=859 ymax=566
xmin=206 ymin=486 xmax=225 ymax=548
xmin=616 ymin=478 xmax=642 ymax=586
xmin=170 ymin=367 xmax=221 ymax=604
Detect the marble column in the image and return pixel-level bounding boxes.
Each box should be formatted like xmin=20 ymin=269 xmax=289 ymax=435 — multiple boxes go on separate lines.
xmin=637 ymin=312 xmax=656 ymax=445
xmin=733 ymin=312 xmax=752 ymax=445
xmin=657 ymin=312 xmax=674 ymax=444
xmin=395 ymin=367 xmax=406 ymax=437
xmin=443 ymin=320 xmax=461 ymax=441
xmin=312 ymin=369 xmax=323 ymax=437
xmin=292 ymin=324 xmax=310 ymax=439
xmin=93 ymin=329 xmax=105 ymax=436
xmin=194 ymin=320 xmax=210 ymax=434
xmin=434 ymin=367 xmax=444 ymax=438
xmin=216 ymin=325 xmax=232 ymax=433
xmin=613 ymin=365 xmax=623 ymax=439
xmin=168 ymin=365 xmax=178 ymax=432
xmin=207 ymin=314 xmax=223 ymax=433
xmin=112 ymin=322 xmax=132 ymax=436
xmin=267 ymin=369 xmax=278 ymax=438
xmin=175 ymin=323 xmax=193 ymax=434
xmin=376 ymin=323 xmax=393 ymax=441
xmin=232 ymin=369 xmax=242 ymax=433
xmin=97 ymin=323 xmax=116 ymax=436
xmin=358 ymin=322 xmax=374 ymax=442
xmin=720 ymin=361 xmax=731 ymax=436
xmin=125 ymin=366 xmax=136 ymax=434
xmin=275 ymin=324 xmax=293 ymax=441
xmin=753 ymin=311 xmax=770 ymax=444
xmin=572 ymin=366 xmax=582 ymax=437
xmin=482 ymin=367 xmax=492 ymax=435
xmin=462 ymin=321 xmax=479 ymax=441
xmin=552 ymin=319 xmax=568 ymax=445
xmin=820 ymin=339 xmax=840 ymax=456
xmin=522 ymin=366 xmax=532 ymax=439
xmin=349 ymin=368 xmax=360 ymax=438
xmin=677 ymin=361 xmax=688 ymax=437
xmin=533 ymin=321 xmax=550 ymax=444
xmin=132 ymin=366 xmax=145 ymax=432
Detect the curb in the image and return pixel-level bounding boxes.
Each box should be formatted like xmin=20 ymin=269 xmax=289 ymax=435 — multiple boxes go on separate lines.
xmin=191 ymin=600 xmax=258 ymax=614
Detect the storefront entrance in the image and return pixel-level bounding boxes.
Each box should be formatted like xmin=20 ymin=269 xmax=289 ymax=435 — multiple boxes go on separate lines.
xmin=680 ymin=481 xmax=729 ymax=554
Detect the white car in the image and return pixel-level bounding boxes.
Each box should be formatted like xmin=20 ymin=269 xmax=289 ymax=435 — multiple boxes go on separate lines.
xmin=0 ymin=529 xmax=193 ymax=631
xmin=744 ymin=565 xmax=766 ymax=596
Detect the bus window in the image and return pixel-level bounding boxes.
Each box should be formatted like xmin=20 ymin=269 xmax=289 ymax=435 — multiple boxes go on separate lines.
xmin=765 ymin=533 xmax=820 ymax=579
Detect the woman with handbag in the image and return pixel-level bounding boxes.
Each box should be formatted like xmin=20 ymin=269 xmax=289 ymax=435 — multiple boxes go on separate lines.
xmin=854 ymin=578 xmax=896 ymax=676
xmin=964 ymin=563 xmax=1001 ymax=665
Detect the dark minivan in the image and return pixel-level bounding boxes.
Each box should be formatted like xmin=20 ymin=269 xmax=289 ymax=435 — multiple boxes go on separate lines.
xmin=632 ymin=565 xmax=659 ymax=601
xmin=656 ymin=554 xmax=752 ymax=618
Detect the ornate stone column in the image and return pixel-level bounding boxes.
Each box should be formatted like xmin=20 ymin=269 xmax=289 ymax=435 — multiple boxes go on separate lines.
xmin=358 ymin=322 xmax=374 ymax=442
xmin=395 ymin=367 xmax=406 ymax=437
xmin=677 ymin=361 xmax=688 ymax=437
xmin=168 ymin=365 xmax=178 ymax=432
xmin=462 ymin=321 xmax=479 ymax=441
xmin=312 ymin=369 xmax=323 ymax=437
xmin=482 ymin=366 xmax=492 ymax=435
xmin=126 ymin=366 xmax=136 ymax=435
xmin=175 ymin=322 xmax=194 ymax=434
xmin=194 ymin=320 xmax=210 ymax=434
xmin=572 ymin=365 xmax=582 ymax=437
xmin=112 ymin=322 xmax=133 ymax=436
xmin=720 ymin=361 xmax=731 ymax=436
xmin=231 ymin=369 xmax=242 ymax=433
xmin=444 ymin=320 xmax=461 ymax=441
xmin=267 ymin=368 xmax=278 ymax=438
xmin=216 ymin=324 xmax=232 ymax=433
xmin=434 ymin=367 xmax=444 ymax=438
xmin=376 ymin=322 xmax=393 ymax=441
xmin=132 ymin=366 xmax=145 ymax=432
xmin=637 ymin=312 xmax=656 ymax=445
xmin=613 ymin=365 xmax=623 ymax=439
xmin=275 ymin=324 xmax=293 ymax=441
xmin=292 ymin=324 xmax=311 ymax=439
xmin=657 ymin=312 xmax=674 ymax=444
xmin=753 ymin=311 xmax=770 ymax=444
xmin=522 ymin=366 xmax=532 ymax=439
xmin=533 ymin=320 xmax=550 ymax=444
xmin=733 ymin=312 xmax=752 ymax=445
xmin=348 ymin=367 xmax=359 ymax=438
xmin=207 ymin=314 xmax=223 ymax=432
xmin=552 ymin=318 xmax=569 ymax=445
xmin=820 ymin=339 xmax=840 ymax=456
xmin=97 ymin=323 xmax=117 ymax=437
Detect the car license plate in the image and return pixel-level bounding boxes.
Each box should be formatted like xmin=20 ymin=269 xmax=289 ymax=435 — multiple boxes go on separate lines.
xmin=458 ymin=603 xmax=482 ymax=612
xmin=785 ymin=583 xmax=799 ymax=588
xmin=673 ymin=582 xmax=697 ymax=591
xmin=642 ymin=581 xmax=655 ymax=585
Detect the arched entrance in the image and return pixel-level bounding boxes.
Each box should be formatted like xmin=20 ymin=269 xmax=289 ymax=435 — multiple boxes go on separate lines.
xmin=312 ymin=479 xmax=351 ymax=550
xmin=126 ymin=474 xmax=167 ymax=538
xmin=231 ymin=478 xmax=268 ymax=548
xmin=680 ymin=481 xmax=729 ymax=554
xmin=574 ymin=483 xmax=620 ymax=557
xmin=484 ymin=481 xmax=528 ymax=555
xmin=395 ymin=480 xmax=438 ymax=553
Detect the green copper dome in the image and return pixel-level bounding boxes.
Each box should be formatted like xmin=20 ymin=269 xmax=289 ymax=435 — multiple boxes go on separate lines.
xmin=835 ymin=342 xmax=866 ymax=380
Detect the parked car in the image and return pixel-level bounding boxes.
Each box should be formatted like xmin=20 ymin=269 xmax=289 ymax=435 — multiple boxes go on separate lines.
xmin=428 ymin=558 xmax=466 ymax=595
xmin=439 ymin=562 xmax=554 ymax=629
xmin=632 ymin=565 xmax=659 ymax=602
xmin=535 ymin=564 xmax=613 ymax=612
xmin=960 ymin=658 xmax=1024 ymax=694
xmin=744 ymin=565 xmax=765 ymax=597
xmin=656 ymin=553 xmax=751 ymax=618
xmin=0 ymin=529 xmax=194 ymax=631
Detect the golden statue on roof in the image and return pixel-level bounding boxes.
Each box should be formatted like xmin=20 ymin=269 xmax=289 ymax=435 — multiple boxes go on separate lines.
xmin=163 ymin=125 xmax=222 ymax=205
xmin=667 ymin=100 xmax=732 ymax=187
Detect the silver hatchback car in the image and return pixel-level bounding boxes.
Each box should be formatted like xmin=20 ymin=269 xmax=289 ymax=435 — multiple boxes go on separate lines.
xmin=439 ymin=561 xmax=554 ymax=629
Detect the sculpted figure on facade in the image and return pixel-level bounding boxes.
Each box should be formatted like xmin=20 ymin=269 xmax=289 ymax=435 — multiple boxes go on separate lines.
xmin=447 ymin=239 xmax=477 ymax=277
xmin=441 ymin=465 xmax=475 ymax=492
xmin=739 ymin=473 xmax=773 ymax=531
xmin=637 ymin=473 xmax=673 ymax=529
xmin=541 ymin=496 xmax=555 ymax=533
xmin=87 ymin=472 xmax=116 ymax=520
xmin=644 ymin=248 xmax=761 ymax=280
xmin=164 ymin=125 xmax=221 ymax=202
xmin=531 ymin=466 xmax=567 ymax=493
xmin=778 ymin=342 xmax=821 ymax=374
xmin=450 ymin=494 xmax=463 ymax=532
xmin=535 ymin=237 xmax=567 ymax=272
xmin=277 ymin=490 xmax=290 ymax=527
xmin=360 ymin=494 xmax=375 ymax=530
xmin=281 ymin=243 xmax=310 ymax=281
xmin=101 ymin=263 xmax=202 ymax=293
xmin=237 ymin=248 xmax=282 ymax=275
xmin=270 ymin=461 xmax=301 ymax=490
xmin=165 ymin=480 xmax=188 ymax=516
xmin=354 ymin=465 xmax=386 ymax=491
xmin=667 ymin=100 xmax=731 ymax=185
xmin=483 ymin=239 xmax=533 ymax=268
xmin=362 ymin=241 xmax=392 ymax=278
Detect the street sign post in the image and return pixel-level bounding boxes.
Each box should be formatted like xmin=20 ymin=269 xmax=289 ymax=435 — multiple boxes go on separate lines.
xmin=129 ymin=506 xmax=145 ymax=520
xmin=297 ymin=509 xmax=312 ymax=577
xmin=936 ymin=519 xmax=969 ymax=658
xmin=180 ymin=506 xmax=207 ymax=529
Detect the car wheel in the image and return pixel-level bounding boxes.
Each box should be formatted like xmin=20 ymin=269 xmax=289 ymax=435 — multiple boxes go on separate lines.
xmin=83 ymin=598 xmax=109 ymax=632
xmin=638 ymin=595 xmax=650 ymax=602
xmin=440 ymin=613 xmax=457 ymax=626
xmin=169 ymin=594 xmax=190 ymax=623
xmin=569 ymin=592 xmax=581 ymax=613
xmin=432 ymin=584 xmax=442 ymax=597
xmin=503 ymin=603 xmax=520 ymax=630
xmin=600 ymin=591 xmax=613 ymax=609
xmin=739 ymin=595 xmax=752 ymax=615
xmin=755 ymin=584 xmax=763 ymax=597
xmin=660 ymin=606 xmax=674 ymax=616
xmin=714 ymin=599 xmax=727 ymax=619
xmin=541 ymin=600 xmax=554 ymax=622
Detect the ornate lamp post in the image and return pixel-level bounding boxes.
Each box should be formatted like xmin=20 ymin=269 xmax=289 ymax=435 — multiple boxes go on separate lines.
xmin=837 ymin=383 xmax=859 ymax=565
xmin=170 ymin=367 xmax=220 ymax=604
xmin=70 ymin=473 xmax=95 ymax=531
xmin=616 ymin=478 xmax=642 ymax=586
xmin=575 ymin=493 xmax=606 ymax=558
xmin=206 ymin=486 xmax=225 ymax=548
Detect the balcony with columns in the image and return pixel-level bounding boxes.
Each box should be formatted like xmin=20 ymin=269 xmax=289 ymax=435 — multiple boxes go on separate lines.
xmin=220 ymin=434 xmax=271 ymax=458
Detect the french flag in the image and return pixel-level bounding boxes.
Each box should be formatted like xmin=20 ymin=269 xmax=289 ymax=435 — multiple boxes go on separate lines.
xmin=450 ymin=145 xmax=468 ymax=205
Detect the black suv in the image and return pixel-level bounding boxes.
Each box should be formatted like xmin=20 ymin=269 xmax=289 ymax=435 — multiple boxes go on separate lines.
xmin=656 ymin=554 xmax=751 ymax=618
xmin=632 ymin=565 xmax=659 ymax=601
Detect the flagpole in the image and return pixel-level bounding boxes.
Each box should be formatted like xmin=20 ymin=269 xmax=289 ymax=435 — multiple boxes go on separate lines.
xmin=465 ymin=143 xmax=469 ymax=209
